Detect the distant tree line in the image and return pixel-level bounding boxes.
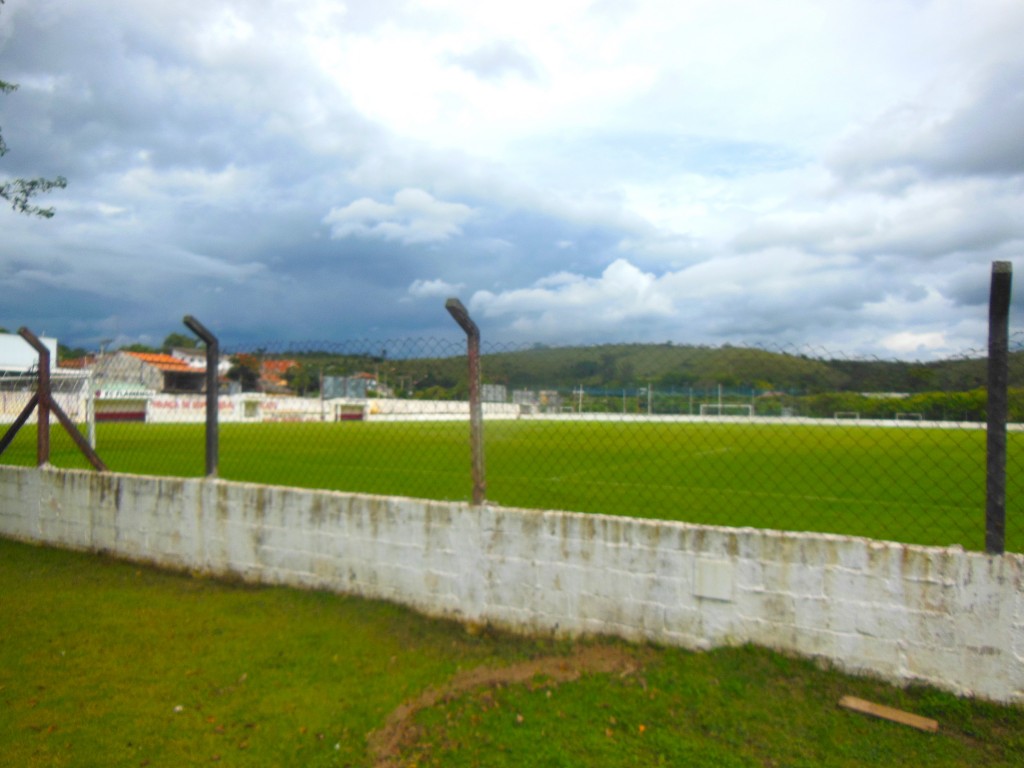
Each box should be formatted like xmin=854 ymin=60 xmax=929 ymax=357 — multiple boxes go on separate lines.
xmin=50 ymin=338 xmax=1024 ymax=418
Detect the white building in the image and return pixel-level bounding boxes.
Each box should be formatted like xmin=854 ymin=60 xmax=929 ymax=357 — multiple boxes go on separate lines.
xmin=170 ymin=347 xmax=232 ymax=375
xmin=0 ymin=332 xmax=58 ymax=373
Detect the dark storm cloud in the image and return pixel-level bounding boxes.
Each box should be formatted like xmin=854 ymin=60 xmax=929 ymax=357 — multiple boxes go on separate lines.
xmin=2 ymin=0 xmax=1023 ymax=359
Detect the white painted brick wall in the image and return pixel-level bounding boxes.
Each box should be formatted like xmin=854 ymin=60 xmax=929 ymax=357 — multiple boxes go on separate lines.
xmin=1 ymin=465 xmax=1021 ymax=704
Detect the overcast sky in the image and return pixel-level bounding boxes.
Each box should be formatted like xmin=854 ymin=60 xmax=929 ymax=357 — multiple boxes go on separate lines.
xmin=2 ymin=0 xmax=1022 ymax=357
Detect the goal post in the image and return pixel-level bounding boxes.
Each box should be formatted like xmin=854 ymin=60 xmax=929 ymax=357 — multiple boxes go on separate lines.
xmin=699 ymin=403 xmax=754 ymax=417
xmin=0 ymin=367 xmax=95 ymax=445
xmin=833 ymin=411 xmax=860 ymax=421
xmin=895 ymin=412 xmax=924 ymax=422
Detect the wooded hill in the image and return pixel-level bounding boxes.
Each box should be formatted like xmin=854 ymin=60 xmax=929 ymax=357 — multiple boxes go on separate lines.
xmin=391 ymin=343 xmax=1022 ymax=396
xmin=224 ymin=341 xmax=1024 ymax=400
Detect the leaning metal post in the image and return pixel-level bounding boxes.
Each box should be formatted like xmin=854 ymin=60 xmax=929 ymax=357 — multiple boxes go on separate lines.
xmin=184 ymin=315 xmax=220 ymax=478
xmin=986 ymin=261 xmax=1012 ymax=555
xmin=0 ymin=392 xmax=38 ymax=457
xmin=6 ymin=327 xmax=106 ymax=471
xmin=445 ymin=298 xmax=486 ymax=505
xmin=26 ymin=328 xmax=51 ymax=465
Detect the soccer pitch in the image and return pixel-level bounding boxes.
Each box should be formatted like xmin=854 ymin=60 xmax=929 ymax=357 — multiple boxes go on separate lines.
xmin=3 ymin=419 xmax=1021 ymax=552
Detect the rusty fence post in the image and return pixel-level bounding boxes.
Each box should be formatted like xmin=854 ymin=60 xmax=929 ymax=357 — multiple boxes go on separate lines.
xmin=445 ymin=298 xmax=486 ymax=505
xmin=986 ymin=261 xmax=1012 ymax=555
xmin=184 ymin=315 xmax=219 ymax=478
xmin=0 ymin=327 xmax=106 ymax=471
xmin=30 ymin=329 xmax=51 ymax=466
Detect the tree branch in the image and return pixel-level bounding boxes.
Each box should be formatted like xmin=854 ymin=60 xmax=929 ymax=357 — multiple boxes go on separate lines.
xmin=0 ymin=176 xmax=69 ymax=218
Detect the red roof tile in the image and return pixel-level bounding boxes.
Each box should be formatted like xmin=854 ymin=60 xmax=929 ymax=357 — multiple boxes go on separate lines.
xmin=261 ymin=359 xmax=298 ymax=374
xmin=60 ymin=356 xmax=96 ymax=369
xmin=126 ymin=352 xmax=204 ymax=374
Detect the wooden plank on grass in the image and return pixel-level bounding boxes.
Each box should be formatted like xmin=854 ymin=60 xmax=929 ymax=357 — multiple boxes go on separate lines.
xmin=839 ymin=695 xmax=938 ymax=733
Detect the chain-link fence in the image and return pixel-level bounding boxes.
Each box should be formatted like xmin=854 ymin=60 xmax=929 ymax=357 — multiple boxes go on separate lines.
xmin=2 ymin=336 xmax=1022 ymax=553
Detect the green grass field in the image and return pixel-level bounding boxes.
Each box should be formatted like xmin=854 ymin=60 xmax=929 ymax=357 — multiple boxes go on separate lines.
xmin=2 ymin=419 xmax=1021 ymax=551
xmin=3 ymin=539 xmax=1022 ymax=767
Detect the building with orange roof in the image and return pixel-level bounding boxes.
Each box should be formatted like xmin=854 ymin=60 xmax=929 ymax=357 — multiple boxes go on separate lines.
xmin=92 ymin=350 xmax=206 ymax=394
xmin=57 ymin=355 xmax=97 ymax=370
xmin=260 ymin=359 xmax=298 ymax=377
xmin=259 ymin=359 xmax=299 ymax=393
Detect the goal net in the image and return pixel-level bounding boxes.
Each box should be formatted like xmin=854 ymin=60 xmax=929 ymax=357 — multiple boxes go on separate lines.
xmin=895 ymin=412 xmax=924 ymax=422
xmin=0 ymin=367 xmax=94 ymax=432
xmin=833 ymin=411 xmax=860 ymax=421
xmin=699 ymin=403 xmax=754 ymax=417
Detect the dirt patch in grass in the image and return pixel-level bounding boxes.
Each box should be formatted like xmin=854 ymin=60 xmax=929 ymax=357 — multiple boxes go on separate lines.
xmin=367 ymin=642 xmax=649 ymax=767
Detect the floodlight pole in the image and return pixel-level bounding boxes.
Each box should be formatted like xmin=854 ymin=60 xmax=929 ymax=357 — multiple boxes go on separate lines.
xmin=184 ymin=315 xmax=219 ymax=478
xmin=445 ymin=298 xmax=486 ymax=505
xmin=986 ymin=261 xmax=1011 ymax=555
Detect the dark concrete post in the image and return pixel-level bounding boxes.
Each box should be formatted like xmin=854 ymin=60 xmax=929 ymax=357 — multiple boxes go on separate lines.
xmin=184 ymin=315 xmax=219 ymax=478
xmin=445 ymin=298 xmax=486 ymax=505
xmin=986 ymin=261 xmax=1012 ymax=555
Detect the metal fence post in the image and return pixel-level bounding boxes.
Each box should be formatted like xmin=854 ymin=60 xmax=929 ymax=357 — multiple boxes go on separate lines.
xmin=2 ymin=327 xmax=107 ymax=471
xmin=28 ymin=328 xmax=51 ymax=466
xmin=445 ymin=298 xmax=486 ymax=505
xmin=986 ymin=261 xmax=1012 ymax=555
xmin=184 ymin=315 xmax=219 ymax=478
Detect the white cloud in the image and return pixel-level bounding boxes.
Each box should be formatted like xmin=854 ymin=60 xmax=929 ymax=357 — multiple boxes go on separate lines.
xmin=471 ymin=258 xmax=677 ymax=335
xmin=880 ymin=331 xmax=949 ymax=356
xmin=462 ymin=249 xmax=999 ymax=356
xmin=323 ymin=188 xmax=475 ymax=244
xmin=445 ymin=40 xmax=541 ymax=82
xmin=116 ymin=164 xmax=255 ymax=202
xmin=408 ymin=277 xmax=465 ymax=298
xmin=736 ymin=176 xmax=1024 ymax=260
xmin=828 ymin=56 xmax=1024 ymax=181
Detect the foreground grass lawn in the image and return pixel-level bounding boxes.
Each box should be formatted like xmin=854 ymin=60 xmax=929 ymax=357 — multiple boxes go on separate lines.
xmin=2 ymin=538 xmax=1022 ymax=767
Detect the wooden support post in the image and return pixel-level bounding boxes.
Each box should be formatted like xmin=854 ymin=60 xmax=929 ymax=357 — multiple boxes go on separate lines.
xmin=839 ymin=696 xmax=939 ymax=733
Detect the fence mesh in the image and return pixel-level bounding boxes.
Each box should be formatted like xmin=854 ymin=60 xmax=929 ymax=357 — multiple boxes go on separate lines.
xmin=2 ymin=338 xmax=1022 ymax=552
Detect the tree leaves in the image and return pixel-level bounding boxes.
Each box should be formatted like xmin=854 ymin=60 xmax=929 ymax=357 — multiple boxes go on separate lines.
xmin=0 ymin=175 xmax=69 ymax=218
